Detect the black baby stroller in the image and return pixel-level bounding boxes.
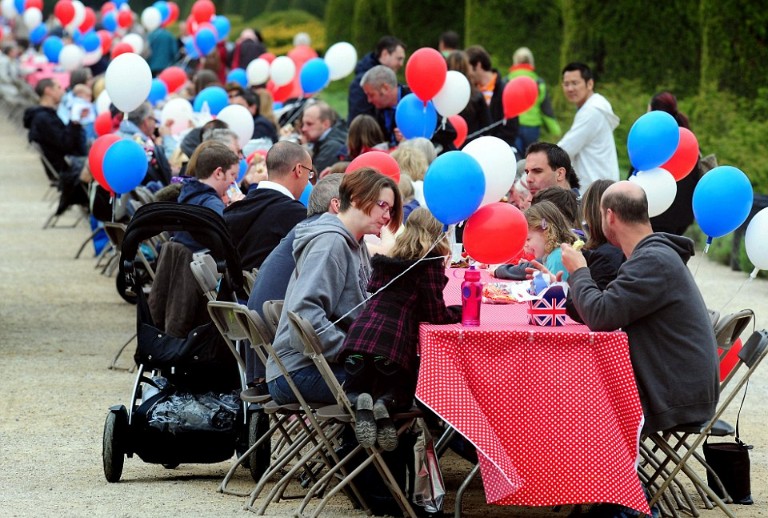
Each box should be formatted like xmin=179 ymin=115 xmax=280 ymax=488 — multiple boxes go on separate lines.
xmin=102 ymin=202 xmax=255 ymax=482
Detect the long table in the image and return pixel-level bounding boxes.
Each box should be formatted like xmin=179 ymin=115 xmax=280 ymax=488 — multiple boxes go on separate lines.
xmin=416 ymin=269 xmax=650 ymax=514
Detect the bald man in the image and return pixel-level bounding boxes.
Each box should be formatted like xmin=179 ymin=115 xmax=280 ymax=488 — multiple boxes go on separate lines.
xmin=561 ymin=181 xmax=718 ymax=434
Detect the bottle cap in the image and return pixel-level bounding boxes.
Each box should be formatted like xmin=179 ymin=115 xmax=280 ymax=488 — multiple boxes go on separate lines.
xmin=465 ymin=265 xmax=481 ymax=282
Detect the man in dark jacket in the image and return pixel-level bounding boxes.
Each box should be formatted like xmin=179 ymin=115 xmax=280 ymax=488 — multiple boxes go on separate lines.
xmin=300 ymin=101 xmax=347 ymax=172
xmin=561 ymin=181 xmax=719 ymax=434
xmin=23 ymin=78 xmax=88 ymax=214
xmin=347 ymin=35 xmax=405 ymax=124
xmin=466 ymin=45 xmax=519 ymax=148
xmin=224 ymin=141 xmax=309 ymax=271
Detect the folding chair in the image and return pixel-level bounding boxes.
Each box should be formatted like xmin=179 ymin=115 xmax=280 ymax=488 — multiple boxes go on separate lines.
xmin=242 ymin=268 xmax=259 ymax=296
xmin=714 ymin=309 xmax=754 ymax=364
xmin=287 ymin=310 xmax=420 ymax=518
xmin=262 ymin=299 xmax=283 ymax=337
xmin=643 ymin=329 xmax=768 ymax=517
xmin=28 ymin=140 xmax=59 ymax=202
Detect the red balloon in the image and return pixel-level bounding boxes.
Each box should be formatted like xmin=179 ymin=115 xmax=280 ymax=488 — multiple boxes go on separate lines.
xmin=97 ymin=30 xmax=113 ymax=55
xmin=100 ymin=1 xmax=116 ymax=14
xmin=719 ymin=337 xmax=741 ymax=382
xmin=111 ymin=42 xmax=134 ymax=58
xmin=89 ymin=134 xmax=121 ymax=193
xmin=117 ymin=9 xmax=133 ymax=29
xmin=266 ymin=80 xmax=294 ymax=103
xmin=191 ymin=0 xmax=215 ymax=24
xmin=54 ymin=0 xmax=75 ymax=25
xmin=346 ymin=151 xmax=400 ymax=183
xmin=661 ymin=127 xmax=699 ymax=181
xmin=405 ymin=48 xmax=447 ymax=102
xmin=94 ymin=111 xmax=114 ymax=137
xmin=158 ymin=66 xmax=187 ymax=93
xmin=464 ymin=202 xmax=528 ymax=263
xmin=25 ymin=0 xmax=43 ymax=10
xmin=163 ymin=2 xmax=179 ymax=27
xmin=260 ymin=52 xmax=276 ymax=64
xmin=449 ymin=114 xmax=468 ymax=148
xmin=79 ymin=7 xmax=96 ymax=33
xmin=502 ymin=76 xmax=539 ymax=119
xmin=288 ymin=44 xmax=317 ymax=68
xmin=185 ymin=16 xmax=198 ymax=36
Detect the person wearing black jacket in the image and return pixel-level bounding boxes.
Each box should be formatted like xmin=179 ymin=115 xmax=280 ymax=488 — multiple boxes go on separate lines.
xmin=360 ymin=65 xmax=456 ymax=154
xmin=23 ymin=78 xmax=88 ymax=214
xmin=347 ymin=36 xmax=406 ymax=125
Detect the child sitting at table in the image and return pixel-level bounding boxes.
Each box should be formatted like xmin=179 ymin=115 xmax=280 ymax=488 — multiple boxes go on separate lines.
xmin=524 ymin=200 xmax=577 ymax=281
xmin=340 ymin=208 xmax=461 ymax=451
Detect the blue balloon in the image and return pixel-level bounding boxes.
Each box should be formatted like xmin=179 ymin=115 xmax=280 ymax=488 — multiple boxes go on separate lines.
xmin=237 ymin=158 xmax=248 ymax=183
xmin=693 ymin=166 xmax=753 ymax=241
xmin=195 ymin=27 xmax=217 ymax=56
xmin=193 ymin=86 xmax=228 ymax=115
xmin=114 ymin=0 xmax=128 ymax=7
xmin=153 ymin=1 xmax=170 ymax=23
xmin=30 ymin=25 xmax=48 ymax=45
xmin=148 ymin=78 xmax=168 ymax=105
xmin=299 ymin=58 xmax=330 ymax=94
xmin=424 ymin=151 xmax=485 ymax=225
xmin=42 ymin=36 xmax=64 ymax=64
xmin=395 ymin=94 xmax=437 ymax=140
xmin=226 ymin=68 xmax=248 ymax=88
xmin=298 ymin=182 xmax=313 ymax=207
xmin=14 ymin=0 xmax=23 ymax=13
xmin=102 ymin=11 xmax=117 ymax=32
xmin=71 ymin=29 xmax=83 ymax=46
xmin=81 ymin=31 xmax=101 ymax=52
xmin=212 ymin=16 xmax=231 ymax=42
xmin=103 ymin=140 xmax=148 ymax=195
xmin=183 ymin=38 xmax=199 ymax=59
xmin=627 ymin=111 xmax=680 ymax=171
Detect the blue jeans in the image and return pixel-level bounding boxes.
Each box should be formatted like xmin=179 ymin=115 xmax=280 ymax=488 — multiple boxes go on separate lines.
xmin=515 ymin=125 xmax=540 ymax=156
xmin=268 ymin=364 xmax=347 ymax=405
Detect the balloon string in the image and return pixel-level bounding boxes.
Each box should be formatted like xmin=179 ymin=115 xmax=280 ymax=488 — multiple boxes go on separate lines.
xmin=465 ymin=119 xmax=505 ymax=140
xmin=317 ymin=233 xmax=447 ymax=336
xmin=719 ymin=276 xmax=752 ymax=314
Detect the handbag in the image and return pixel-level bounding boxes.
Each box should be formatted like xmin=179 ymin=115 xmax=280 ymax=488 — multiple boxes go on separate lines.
xmin=411 ymin=418 xmax=446 ymax=513
xmin=702 ymin=382 xmax=754 ymax=504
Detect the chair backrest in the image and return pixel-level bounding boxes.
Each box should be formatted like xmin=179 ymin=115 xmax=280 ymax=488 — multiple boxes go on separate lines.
xmin=287 ymin=310 xmax=351 ymax=411
xmin=242 ymin=268 xmax=258 ymax=296
xmin=714 ymin=309 xmax=754 ymax=355
xmin=28 ymin=140 xmax=60 ymax=183
xmin=262 ymin=300 xmax=284 ymax=337
xmin=103 ymin=222 xmax=127 ymax=250
xmin=717 ymin=328 xmax=768 ymax=405
xmin=190 ymin=260 xmax=218 ymax=302
xmin=708 ymin=309 xmax=720 ymax=329
xmin=207 ymin=300 xmax=250 ymax=373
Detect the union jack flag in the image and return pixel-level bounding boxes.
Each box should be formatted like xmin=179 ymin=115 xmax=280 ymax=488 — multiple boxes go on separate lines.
xmin=527 ymin=285 xmax=567 ymax=327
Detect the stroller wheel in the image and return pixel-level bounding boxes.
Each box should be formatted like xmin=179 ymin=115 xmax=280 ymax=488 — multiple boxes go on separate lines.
xmin=248 ymin=409 xmax=271 ymax=482
xmin=103 ymin=406 xmax=128 ymax=482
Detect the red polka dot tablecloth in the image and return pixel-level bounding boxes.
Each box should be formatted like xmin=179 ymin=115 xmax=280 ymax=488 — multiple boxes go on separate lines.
xmin=415 ymin=270 xmax=650 ymax=514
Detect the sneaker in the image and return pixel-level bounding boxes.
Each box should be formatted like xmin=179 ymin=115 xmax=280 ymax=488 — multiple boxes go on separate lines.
xmin=373 ymin=399 xmax=398 ymax=452
xmin=354 ymin=393 xmax=377 ymax=448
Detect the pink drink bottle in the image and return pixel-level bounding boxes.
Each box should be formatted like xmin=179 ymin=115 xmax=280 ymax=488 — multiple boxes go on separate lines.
xmin=461 ymin=266 xmax=482 ymax=326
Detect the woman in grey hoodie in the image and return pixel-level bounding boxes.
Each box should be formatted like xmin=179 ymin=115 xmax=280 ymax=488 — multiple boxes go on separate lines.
xmin=267 ymin=168 xmax=402 ymax=404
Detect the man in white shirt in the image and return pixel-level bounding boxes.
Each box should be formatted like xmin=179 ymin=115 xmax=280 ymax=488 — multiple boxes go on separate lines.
xmin=558 ymin=62 xmax=620 ymax=191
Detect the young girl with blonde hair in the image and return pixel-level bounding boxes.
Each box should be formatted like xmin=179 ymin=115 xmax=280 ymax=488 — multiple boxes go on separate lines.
xmin=524 ymin=200 xmax=577 ymax=281
xmin=340 ymin=208 xmax=460 ymax=451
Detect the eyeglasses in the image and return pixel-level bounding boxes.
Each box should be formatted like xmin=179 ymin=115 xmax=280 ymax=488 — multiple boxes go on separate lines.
xmin=375 ymin=200 xmax=392 ymax=214
xmin=297 ymin=164 xmax=315 ymax=179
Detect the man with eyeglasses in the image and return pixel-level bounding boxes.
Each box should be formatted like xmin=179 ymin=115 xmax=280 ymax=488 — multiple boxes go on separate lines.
xmin=558 ymin=62 xmax=620 ymax=192
xmin=224 ymin=141 xmax=310 ymax=271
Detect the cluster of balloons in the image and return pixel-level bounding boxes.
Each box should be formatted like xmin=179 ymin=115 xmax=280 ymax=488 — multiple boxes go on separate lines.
xmin=88 ymin=134 xmax=147 ymax=195
xmin=182 ymin=0 xmax=231 ymax=58
xmin=397 ymin=47 xmax=538 ymax=144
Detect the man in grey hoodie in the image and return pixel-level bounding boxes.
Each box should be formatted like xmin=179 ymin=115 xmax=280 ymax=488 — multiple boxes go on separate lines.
xmin=561 ymin=181 xmax=718 ymax=434
xmin=558 ymin=62 xmax=620 ymax=191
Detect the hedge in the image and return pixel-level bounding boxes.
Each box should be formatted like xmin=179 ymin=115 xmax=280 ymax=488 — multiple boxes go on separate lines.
xmin=325 ymin=0 xmax=356 ymax=45
xmin=387 ymin=0 xmax=464 ymax=51
xmin=351 ymin=0 xmax=392 ymax=56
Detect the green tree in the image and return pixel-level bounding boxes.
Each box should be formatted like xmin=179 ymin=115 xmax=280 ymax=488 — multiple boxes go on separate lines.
xmin=387 ymin=0 xmax=464 ymax=51
xmin=325 ymin=0 xmax=356 ymax=45
xmin=351 ymin=0 xmax=391 ymax=56
xmin=465 ymin=0 xmax=562 ymax=85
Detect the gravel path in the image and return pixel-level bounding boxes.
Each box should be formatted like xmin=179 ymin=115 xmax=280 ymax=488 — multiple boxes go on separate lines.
xmin=1 ymin=115 xmax=766 ymax=517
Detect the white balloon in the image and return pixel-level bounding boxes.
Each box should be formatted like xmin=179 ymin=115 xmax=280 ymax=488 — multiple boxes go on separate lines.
xmin=270 ymin=56 xmax=296 ymax=87
xmin=462 ymin=136 xmax=517 ymax=207
xmin=82 ymin=47 xmax=103 ymax=67
xmin=1 ymin=0 xmax=17 ymax=19
xmin=745 ymin=207 xmax=768 ymax=275
xmin=140 ymin=7 xmax=162 ymax=32
xmin=22 ymin=7 xmax=42 ymax=29
xmin=433 ymin=70 xmax=471 ymax=118
xmin=59 ymin=44 xmax=85 ymax=72
xmin=105 ymin=52 xmax=152 ymax=112
xmin=95 ymin=90 xmax=112 ymax=114
xmin=628 ymin=167 xmax=677 ymax=217
xmin=68 ymin=1 xmax=86 ymax=31
xmin=246 ymin=58 xmax=270 ymax=86
xmin=217 ymin=104 xmax=255 ymax=149
xmin=160 ymin=97 xmax=194 ymax=135
xmin=324 ymin=41 xmax=357 ymax=81
xmin=122 ymin=33 xmax=145 ymax=55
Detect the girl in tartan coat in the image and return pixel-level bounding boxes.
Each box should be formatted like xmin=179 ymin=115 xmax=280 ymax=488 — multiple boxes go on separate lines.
xmin=340 ymin=208 xmax=461 ymax=451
